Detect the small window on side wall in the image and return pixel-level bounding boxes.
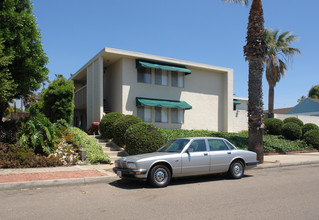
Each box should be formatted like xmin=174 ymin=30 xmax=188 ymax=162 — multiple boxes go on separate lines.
xmin=137 ymin=67 xmax=152 ymax=84
xmin=171 ymin=108 xmax=184 ymax=124
xmin=155 ymin=69 xmax=168 ymax=86
xmin=155 ymin=107 xmax=168 ymax=123
xmin=137 ymin=106 xmax=152 ymax=122
xmin=171 ymin=71 xmax=184 ymax=88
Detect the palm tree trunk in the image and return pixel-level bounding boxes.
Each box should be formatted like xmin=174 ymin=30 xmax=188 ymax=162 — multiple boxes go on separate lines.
xmin=244 ymin=0 xmax=266 ymax=163
xmin=248 ymin=60 xmax=264 ymax=163
xmin=268 ymin=85 xmax=275 ymax=118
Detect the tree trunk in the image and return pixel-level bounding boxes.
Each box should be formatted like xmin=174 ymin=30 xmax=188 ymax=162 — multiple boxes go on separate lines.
xmin=248 ymin=60 xmax=264 ymax=163
xmin=268 ymin=85 xmax=274 ymax=118
xmin=244 ymin=0 xmax=266 ymax=164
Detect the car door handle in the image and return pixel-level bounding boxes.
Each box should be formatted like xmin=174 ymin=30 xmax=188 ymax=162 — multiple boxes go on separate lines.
xmin=204 ymin=153 xmax=208 ymax=156
xmin=227 ymin=152 xmax=231 ymax=155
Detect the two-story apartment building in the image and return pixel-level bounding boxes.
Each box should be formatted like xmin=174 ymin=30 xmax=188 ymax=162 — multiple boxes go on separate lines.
xmin=70 ymin=48 xmax=234 ymax=132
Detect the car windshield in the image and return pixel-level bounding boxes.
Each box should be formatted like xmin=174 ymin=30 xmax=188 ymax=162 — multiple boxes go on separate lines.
xmin=157 ymin=139 xmax=190 ymax=153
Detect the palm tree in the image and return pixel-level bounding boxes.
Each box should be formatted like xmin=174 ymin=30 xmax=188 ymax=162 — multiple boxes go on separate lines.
xmin=224 ymin=0 xmax=267 ymax=163
xmin=264 ymin=29 xmax=301 ymax=118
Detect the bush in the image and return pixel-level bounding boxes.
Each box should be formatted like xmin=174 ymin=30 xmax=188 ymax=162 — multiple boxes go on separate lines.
xmin=68 ymin=127 xmax=110 ymax=164
xmin=99 ymin=112 xmax=124 ymax=139
xmin=0 ymin=143 xmax=63 ymax=168
xmin=281 ymin=122 xmax=302 ymax=140
xmin=112 ymin=115 xmax=143 ymax=146
xmin=124 ymin=122 xmax=165 ymax=155
xmin=302 ymin=123 xmax=319 ymax=136
xmin=263 ymin=118 xmax=283 ymax=135
xmin=17 ymin=114 xmax=61 ymax=155
xmin=283 ymin=117 xmax=304 ymax=127
xmin=303 ymin=130 xmax=319 ymax=149
xmin=42 ymin=75 xmax=75 ymax=124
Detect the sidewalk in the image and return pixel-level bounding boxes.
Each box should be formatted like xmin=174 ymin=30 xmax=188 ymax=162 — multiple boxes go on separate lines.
xmin=1 ymin=152 xmax=319 ymax=191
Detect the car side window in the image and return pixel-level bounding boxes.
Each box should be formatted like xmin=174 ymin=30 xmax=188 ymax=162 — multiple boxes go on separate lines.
xmin=208 ymin=139 xmax=230 ymax=151
xmin=188 ymin=140 xmax=207 ymax=152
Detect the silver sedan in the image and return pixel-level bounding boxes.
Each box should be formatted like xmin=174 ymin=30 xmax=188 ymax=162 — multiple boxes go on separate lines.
xmin=114 ymin=137 xmax=258 ymax=187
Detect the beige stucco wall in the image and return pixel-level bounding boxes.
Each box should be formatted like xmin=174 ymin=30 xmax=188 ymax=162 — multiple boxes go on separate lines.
xmin=119 ymin=58 xmax=233 ymax=132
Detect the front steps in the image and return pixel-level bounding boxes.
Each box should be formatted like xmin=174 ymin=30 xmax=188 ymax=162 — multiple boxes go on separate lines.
xmin=90 ymin=135 xmax=128 ymax=163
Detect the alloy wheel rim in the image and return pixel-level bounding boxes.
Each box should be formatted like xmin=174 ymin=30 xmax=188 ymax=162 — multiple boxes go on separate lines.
xmin=233 ymin=163 xmax=243 ymax=177
xmin=154 ymin=168 xmax=168 ymax=184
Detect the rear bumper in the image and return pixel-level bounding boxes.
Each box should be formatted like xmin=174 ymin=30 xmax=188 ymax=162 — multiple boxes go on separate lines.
xmin=246 ymin=161 xmax=258 ymax=169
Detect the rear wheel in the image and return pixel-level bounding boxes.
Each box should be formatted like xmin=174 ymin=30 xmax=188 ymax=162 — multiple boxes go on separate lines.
xmin=228 ymin=160 xmax=244 ymax=179
xmin=148 ymin=165 xmax=171 ymax=187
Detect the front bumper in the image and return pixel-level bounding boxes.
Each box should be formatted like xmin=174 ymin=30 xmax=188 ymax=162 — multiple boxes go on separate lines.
xmin=113 ymin=167 xmax=148 ymax=180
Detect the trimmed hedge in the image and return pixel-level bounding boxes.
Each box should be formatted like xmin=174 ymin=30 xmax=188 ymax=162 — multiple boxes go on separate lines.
xmin=263 ymin=118 xmax=283 ymax=135
xmin=302 ymin=123 xmax=319 ymax=136
xmin=281 ymin=122 xmax=302 ymax=140
xmin=112 ymin=115 xmax=143 ymax=146
xmin=99 ymin=112 xmax=124 ymax=139
xmin=283 ymin=117 xmax=304 ymax=127
xmin=303 ymin=129 xmax=319 ymax=149
xmin=124 ymin=122 xmax=165 ymax=155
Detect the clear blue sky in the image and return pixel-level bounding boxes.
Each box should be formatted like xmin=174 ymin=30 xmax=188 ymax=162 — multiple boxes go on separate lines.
xmin=32 ymin=0 xmax=319 ymax=109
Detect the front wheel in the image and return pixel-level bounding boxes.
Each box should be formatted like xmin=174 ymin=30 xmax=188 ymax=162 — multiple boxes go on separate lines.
xmin=148 ymin=165 xmax=171 ymax=187
xmin=228 ymin=160 xmax=244 ymax=179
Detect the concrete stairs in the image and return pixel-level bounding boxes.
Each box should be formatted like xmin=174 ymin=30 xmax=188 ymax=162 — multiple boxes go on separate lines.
xmin=91 ymin=135 xmax=128 ymax=163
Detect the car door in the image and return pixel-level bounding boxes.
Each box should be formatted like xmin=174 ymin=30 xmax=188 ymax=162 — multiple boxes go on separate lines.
xmin=181 ymin=139 xmax=210 ymax=175
xmin=208 ymin=139 xmax=234 ymax=173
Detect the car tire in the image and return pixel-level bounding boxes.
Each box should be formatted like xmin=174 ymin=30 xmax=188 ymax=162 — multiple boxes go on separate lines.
xmin=228 ymin=160 xmax=244 ymax=179
xmin=148 ymin=165 xmax=171 ymax=188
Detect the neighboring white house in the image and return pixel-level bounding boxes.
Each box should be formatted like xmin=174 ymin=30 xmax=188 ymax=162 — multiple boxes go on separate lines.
xmin=70 ymin=47 xmax=235 ymax=132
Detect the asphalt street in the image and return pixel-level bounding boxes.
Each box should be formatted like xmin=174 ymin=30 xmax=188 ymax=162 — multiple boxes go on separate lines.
xmin=1 ymin=164 xmax=319 ymax=220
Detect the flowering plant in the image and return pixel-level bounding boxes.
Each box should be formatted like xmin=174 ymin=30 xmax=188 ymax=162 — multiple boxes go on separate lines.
xmin=87 ymin=125 xmax=99 ymax=135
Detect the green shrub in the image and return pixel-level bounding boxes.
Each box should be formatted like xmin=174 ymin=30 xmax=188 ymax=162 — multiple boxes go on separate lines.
xmin=42 ymin=75 xmax=75 ymax=124
xmin=124 ymin=122 xmax=165 ymax=155
xmin=17 ymin=114 xmax=61 ymax=155
xmin=303 ymin=130 xmax=319 ymax=149
xmin=99 ymin=112 xmax=124 ymax=139
xmin=0 ymin=143 xmax=63 ymax=168
xmin=281 ymin=122 xmax=302 ymax=140
xmin=112 ymin=115 xmax=143 ymax=146
xmin=302 ymin=123 xmax=319 ymax=136
xmin=283 ymin=117 xmax=304 ymax=127
xmin=68 ymin=127 xmax=110 ymax=164
xmin=263 ymin=118 xmax=283 ymax=135
xmin=28 ymin=101 xmax=44 ymax=117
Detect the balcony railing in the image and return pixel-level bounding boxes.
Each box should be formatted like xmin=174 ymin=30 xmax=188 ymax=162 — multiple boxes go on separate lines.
xmin=74 ymin=85 xmax=87 ymax=109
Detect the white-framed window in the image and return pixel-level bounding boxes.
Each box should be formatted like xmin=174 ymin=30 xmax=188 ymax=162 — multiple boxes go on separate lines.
xmin=171 ymin=108 xmax=184 ymax=124
xmin=137 ymin=106 xmax=152 ymax=122
xmin=171 ymin=71 xmax=184 ymax=88
xmin=155 ymin=107 xmax=168 ymax=123
xmin=155 ymin=69 xmax=168 ymax=86
xmin=137 ymin=67 xmax=152 ymax=84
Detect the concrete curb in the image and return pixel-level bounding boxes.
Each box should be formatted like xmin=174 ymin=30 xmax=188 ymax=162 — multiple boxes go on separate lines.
xmin=256 ymin=160 xmax=319 ymax=169
xmin=0 ymin=175 xmax=119 ymax=191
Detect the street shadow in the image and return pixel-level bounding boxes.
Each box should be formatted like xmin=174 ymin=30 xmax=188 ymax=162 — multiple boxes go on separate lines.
xmin=109 ymin=174 xmax=253 ymax=190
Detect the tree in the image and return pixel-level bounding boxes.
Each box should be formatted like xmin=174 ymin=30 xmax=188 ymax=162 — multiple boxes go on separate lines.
xmin=42 ymin=75 xmax=75 ymax=124
xmin=0 ymin=0 xmax=48 ymax=120
xmin=0 ymin=38 xmax=17 ymax=120
xmin=308 ymin=85 xmax=319 ymax=99
xmin=224 ymin=0 xmax=267 ymax=163
xmin=264 ymin=29 xmax=301 ymax=118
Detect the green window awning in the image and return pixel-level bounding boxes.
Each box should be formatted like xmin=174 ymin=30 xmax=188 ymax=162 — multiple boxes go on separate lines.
xmin=136 ymin=97 xmax=192 ymax=110
xmin=233 ymin=99 xmax=241 ymax=105
xmin=136 ymin=60 xmax=192 ymax=75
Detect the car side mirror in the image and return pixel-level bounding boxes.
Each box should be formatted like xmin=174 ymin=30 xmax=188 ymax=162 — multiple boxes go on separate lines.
xmin=187 ymin=147 xmax=194 ymax=153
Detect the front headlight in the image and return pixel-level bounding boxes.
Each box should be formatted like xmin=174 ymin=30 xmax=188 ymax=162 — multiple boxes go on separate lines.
xmin=127 ymin=162 xmax=137 ymax=169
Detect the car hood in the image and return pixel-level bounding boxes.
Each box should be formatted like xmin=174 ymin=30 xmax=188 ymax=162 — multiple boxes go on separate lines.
xmin=118 ymin=152 xmax=178 ymax=162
